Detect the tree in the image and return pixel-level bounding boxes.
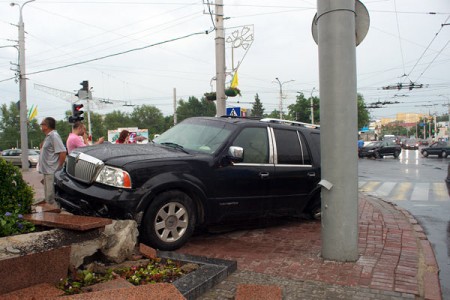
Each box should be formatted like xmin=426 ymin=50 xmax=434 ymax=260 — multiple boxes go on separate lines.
xmin=176 ymin=96 xmax=215 ymax=123
xmin=265 ymin=109 xmax=281 ymax=119
xmin=0 ymin=102 xmax=45 ymax=150
xmin=251 ymin=94 xmax=265 ymax=117
xmin=103 ymin=110 xmax=133 ymax=133
xmin=287 ymin=92 xmax=314 ymax=122
xmin=130 ymin=105 xmax=165 ymax=136
xmin=357 ymin=94 xmax=370 ymax=130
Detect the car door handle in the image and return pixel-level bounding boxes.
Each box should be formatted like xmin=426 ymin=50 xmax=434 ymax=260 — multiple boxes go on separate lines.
xmin=259 ymin=172 xmax=269 ymax=179
xmin=307 ymin=172 xmax=316 ymax=177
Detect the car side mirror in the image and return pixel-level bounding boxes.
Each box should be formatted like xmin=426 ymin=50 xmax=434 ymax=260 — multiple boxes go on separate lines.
xmin=228 ymin=146 xmax=244 ymax=163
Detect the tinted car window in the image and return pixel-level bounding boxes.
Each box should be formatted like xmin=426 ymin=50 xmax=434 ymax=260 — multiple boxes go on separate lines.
xmin=232 ymin=127 xmax=269 ymax=164
xmin=273 ymin=129 xmax=311 ymax=165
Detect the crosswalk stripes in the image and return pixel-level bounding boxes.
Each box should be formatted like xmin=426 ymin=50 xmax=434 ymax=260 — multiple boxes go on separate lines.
xmin=358 ymin=181 xmax=449 ymax=202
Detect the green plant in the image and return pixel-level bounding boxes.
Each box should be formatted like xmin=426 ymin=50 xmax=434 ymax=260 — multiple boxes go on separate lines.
xmin=0 ymin=159 xmax=34 ymax=214
xmin=225 ymin=87 xmax=241 ymax=97
xmin=0 ymin=159 xmax=35 ymax=237
xmin=0 ymin=206 xmax=35 ymax=237
xmin=204 ymin=92 xmax=216 ymax=101
xmin=58 ymin=258 xmax=186 ymax=295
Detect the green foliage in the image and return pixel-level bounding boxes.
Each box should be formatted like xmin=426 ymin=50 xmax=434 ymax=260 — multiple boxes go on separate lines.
xmin=58 ymin=258 xmax=186 ymax=295
xmin=177 ymin=96 xmax=215 ymax=122
xmin=0 ymin=159 xmax=35 ymax=237
xmin=0 ymin=102 xmax=46 ymax=150
xmin=251 ymin=94 xmax=265 ymax=117
xmin=0 ymin=206 xmax=35 ymax=237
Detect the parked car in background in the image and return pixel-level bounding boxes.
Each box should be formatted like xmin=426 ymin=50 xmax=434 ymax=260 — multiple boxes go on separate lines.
xmin=402 ymin=138 xmax=419 ymax=150
xmin=54 ymin=117 xmax=322 ymax=250
xmin=0 ymin=149 xmax=39 ymax=167
xmin=418 ymin=139 xmax=430 ymax=146
xmin=420 ymin=141 xmax=450 ymax=158
xmin=359 ymin=140 xmax=402 ymax=158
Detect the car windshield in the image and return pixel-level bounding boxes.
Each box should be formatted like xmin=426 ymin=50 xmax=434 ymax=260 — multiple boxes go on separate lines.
xmin=154 ymin=118 xmax=233 ymax=154
xmin=367 ymin=141 xmax=381 ymax=147
xmin=28 ymin=149 xmax=39 ymax=155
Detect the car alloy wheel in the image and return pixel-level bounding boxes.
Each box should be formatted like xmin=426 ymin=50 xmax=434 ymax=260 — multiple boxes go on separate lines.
xmin=143 ymin=190 xmax=196 ymax=251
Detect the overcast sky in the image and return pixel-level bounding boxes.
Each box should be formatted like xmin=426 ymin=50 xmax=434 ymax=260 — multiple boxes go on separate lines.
xmin=0 ymin=0 xmax=449 ymax=123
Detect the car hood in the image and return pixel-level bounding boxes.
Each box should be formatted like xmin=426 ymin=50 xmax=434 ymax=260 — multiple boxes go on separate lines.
xmin=76 ymin=143 xmax=191 ymax=167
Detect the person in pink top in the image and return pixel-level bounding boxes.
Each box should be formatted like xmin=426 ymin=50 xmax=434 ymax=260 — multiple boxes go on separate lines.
xmin=66 ymin=122 xmax=104 ymax=153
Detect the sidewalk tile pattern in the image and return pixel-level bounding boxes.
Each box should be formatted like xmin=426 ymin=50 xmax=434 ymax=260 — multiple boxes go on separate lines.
xmin=177 ymin=196 xmax=441 ymax=299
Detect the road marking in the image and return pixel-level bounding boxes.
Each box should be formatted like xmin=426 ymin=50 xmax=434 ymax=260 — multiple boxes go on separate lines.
xmin=432 ymin=183 xmax=449 ymax=201
xmin=387 ymin=182 xmax=413 ymax=201
xmin=376 ymin=182 xmax=397 ymax=197
xmin=410 ymin=183 xmax=430 ymax=201
xmin=358 ymin=181 xmax=449 ymax=202
xmin=359 ymin=181 xmax=382 ymax=193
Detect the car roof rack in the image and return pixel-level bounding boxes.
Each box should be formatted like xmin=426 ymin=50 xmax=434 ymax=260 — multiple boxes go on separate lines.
xmin=260 ymin=118 xmax=320 ymax=129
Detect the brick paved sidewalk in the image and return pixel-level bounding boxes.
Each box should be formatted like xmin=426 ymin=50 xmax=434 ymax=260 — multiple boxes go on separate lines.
xmin=177 ymin=195 xmax=441 ymax=300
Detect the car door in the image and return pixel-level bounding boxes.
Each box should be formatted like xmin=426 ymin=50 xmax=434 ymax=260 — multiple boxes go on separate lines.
xmin=212 ymin=126 xmax=274 ymax=219
xmin=269 ymin=128 xmax=320 ymax=213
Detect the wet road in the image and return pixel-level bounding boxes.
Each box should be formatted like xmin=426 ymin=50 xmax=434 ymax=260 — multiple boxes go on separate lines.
xmin=358 ymin=149 xmax=450 ymax=299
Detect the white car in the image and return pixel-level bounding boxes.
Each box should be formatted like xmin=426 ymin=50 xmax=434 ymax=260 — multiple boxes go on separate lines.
xmin=0 ymin=149 xmax=40 ymax=168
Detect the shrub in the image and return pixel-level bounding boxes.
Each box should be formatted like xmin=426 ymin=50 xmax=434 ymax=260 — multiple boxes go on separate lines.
xmin=0 ymin=159 xmax=35 ymax=237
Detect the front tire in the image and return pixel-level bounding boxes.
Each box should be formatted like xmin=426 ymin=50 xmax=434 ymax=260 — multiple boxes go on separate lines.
xmin=142 ymin=191 xmax=196 ymax=251
xmin=393 ymin=150 xmax=400 ymax=158
xmin=422 ymin=150 xmax=429 ymax=157
xmin=442 ymin=151 xmax=448 ymax=158
xmin=374 ymin=151 xmax=381 ymax=159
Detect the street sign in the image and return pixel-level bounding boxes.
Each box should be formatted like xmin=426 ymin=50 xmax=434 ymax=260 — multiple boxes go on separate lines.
xmin=226 ymin=107 xmax=241 ymax=117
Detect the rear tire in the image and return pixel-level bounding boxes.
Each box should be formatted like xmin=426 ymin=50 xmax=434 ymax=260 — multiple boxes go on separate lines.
xmin=142 ymin=191 xmax=196 ymax=251
xmin=442 ymin=151 xmax=448 ymax=158
xmin=393 ymin=150 xmax=400 ymax=158
xmin=305 ymin=195 xmax=321 ymax=220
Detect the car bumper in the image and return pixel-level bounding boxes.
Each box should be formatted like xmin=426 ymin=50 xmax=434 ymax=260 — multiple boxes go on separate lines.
xmin=54 ymin=169 xmax=144 ymax=222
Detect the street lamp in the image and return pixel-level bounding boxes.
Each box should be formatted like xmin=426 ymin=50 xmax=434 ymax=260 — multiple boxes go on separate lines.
xmin=439 ymin=94 xmax=450 ymax=139
xmin=11 ymin=0 xmax=35 ymax=171
xmin=310 ymin=87 xmax=316 ymax=124
xmin=274 ymin=78 xmax=294 ymax=120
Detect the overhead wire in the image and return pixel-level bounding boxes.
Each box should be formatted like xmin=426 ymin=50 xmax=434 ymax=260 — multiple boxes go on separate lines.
xmin=393 ymin=0 xmax=407 ymax=77
xmin=26 ymin=29 xmax=211 ymax=76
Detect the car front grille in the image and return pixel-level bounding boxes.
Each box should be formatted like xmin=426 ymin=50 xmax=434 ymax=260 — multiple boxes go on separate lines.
xmin=66 ymin=151 xmax=104 ymax=184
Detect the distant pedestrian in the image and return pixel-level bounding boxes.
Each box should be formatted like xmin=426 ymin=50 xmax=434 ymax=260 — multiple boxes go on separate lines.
xmin=115 ymin=130 xmax=130 ymax=144
xmin=66 ymin=121 xmax=104 ymax=153
xmin=38 ymin=117 xmax=66 ymax=207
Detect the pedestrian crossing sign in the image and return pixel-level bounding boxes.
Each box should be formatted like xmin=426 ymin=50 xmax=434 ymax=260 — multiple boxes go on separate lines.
xmin=226 ymin=107 xmax=241 ymax=117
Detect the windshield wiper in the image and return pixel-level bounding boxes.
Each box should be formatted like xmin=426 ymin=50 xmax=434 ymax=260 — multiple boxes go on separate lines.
xmin=160 ymin=142 xmax=189 ymax=154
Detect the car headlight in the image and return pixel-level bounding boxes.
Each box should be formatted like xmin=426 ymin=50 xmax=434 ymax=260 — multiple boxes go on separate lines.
xmin=368 ymin=149 xmax=374 ymax=152
xmin=95 ymin=166 xmax=132 ymax=189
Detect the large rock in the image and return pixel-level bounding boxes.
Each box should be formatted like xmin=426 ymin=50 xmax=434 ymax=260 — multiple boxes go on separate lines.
xmin=101 ymin=220 xmax=139 ymax=263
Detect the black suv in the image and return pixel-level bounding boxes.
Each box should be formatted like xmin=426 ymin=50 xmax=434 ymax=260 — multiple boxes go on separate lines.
xmin=54 ymin=117 xmax=321 ymax=250
xmin=358 ymin=140 xmax=402 ymax=159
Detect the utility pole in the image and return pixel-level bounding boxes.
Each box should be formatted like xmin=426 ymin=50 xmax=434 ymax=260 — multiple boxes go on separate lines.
xmin=317 ymin=0 xmax=360 ymax=261
xmin=11 ymin=0 xmax=35 ymax=171
xmin=274 ymin=78 xmax=294 ymax=120
xmin=173 ymin=88 xmax=177 ymax=125
xmin=215 ymin=0 xmax=226 ymax=117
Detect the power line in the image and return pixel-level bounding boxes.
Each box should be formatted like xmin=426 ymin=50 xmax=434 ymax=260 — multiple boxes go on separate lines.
xmin=26 ymin=30 xmax=211 ymax=76
xmin=407 ymin=15 xmax=450 ymax=80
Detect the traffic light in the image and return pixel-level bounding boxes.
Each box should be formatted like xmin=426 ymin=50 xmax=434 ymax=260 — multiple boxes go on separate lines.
xmin=69 ymin=103 xmax=84 ymax=123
